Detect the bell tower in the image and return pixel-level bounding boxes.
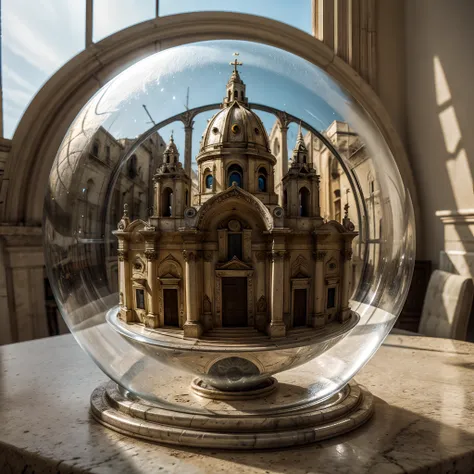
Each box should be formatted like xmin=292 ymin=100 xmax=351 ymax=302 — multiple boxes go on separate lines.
xmin=282 ymin=125 xmax=321 ymax=218
xmin=153 ymin=134 xmax=191 ymax=218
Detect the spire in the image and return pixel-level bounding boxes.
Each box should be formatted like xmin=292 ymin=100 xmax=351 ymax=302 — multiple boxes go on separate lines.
xmin=163 ymin=132 xmax=180 ymax=164
xmin=291 ymin=123 xmax=309 ymax=164
xmin=223 ymin=52 xmax=248 ymax=107
xmin=296 ymin=122 xmax=305 ymax=146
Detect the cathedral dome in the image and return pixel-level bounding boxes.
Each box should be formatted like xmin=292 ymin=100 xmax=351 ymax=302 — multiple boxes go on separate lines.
xmin=199 ymin=101 xmax=270 ymax=153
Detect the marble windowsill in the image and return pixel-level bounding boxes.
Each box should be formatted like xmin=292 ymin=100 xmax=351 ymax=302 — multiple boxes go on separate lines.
xmin=1 ymin=333 xmax=474 ymax=473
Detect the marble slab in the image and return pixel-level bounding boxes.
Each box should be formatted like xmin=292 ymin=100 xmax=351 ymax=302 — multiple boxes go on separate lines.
xmin=1 ymin=334 xmax=474 ymax=473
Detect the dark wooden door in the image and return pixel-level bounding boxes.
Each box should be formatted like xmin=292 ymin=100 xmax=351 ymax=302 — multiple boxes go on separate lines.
xmin=163 ymin=289 xmax=179 ymax=327
xmin=293 ymin=289 xmax=307 ymax=327
xmin=222 ymin=277 xmax=248 ymax=327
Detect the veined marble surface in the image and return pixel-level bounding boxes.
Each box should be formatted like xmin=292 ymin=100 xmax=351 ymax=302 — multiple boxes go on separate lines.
xmin=1 ymin=334 xmax=474 ymax=473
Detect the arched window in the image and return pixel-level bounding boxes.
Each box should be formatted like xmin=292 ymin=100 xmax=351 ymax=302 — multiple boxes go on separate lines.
xmin=185 ymin=190 xmax=189 ymax=207
xmin=273 ymin=138 xmax=280 ymax=155
xmin=128 ymin=154 xmax=138 ymax=179
xmin=162 ymin=188 xmax=173 ymax=217
xmin=205 ymin=174 xmax=213 ymax=189
xmin=234 ymin=90 xmax=238 ymax=100
xmin=228 ymin=164 xmax=243 ymax=188
xmin=92 ymin=141 xmax=99 ymax=157
xmin=283 ymin=190 xmax=288 ymax=210
xmin=303 ymin=155 xmax=307 ymax=163
xmin=299 ymin=187 xmax=310 ymax=217
xmin=228 ymin=90 xmax=231 ymax=101
xmin=367 ymin=172 xmax=375 ymax=195
xmin=330 ymin=156 xmax=339 ymax=179
xmin=257 ymin=167 xmax=267 ymax=192
xmin=227 ymin=220 xmax=243 ymax=261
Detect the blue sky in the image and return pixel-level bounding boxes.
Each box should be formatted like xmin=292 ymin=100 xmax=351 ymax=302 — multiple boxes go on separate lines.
xmin=1 ymin=0 xmax=312 ymax=139
xmin=72 ymin=40 xmax=344 ymax=169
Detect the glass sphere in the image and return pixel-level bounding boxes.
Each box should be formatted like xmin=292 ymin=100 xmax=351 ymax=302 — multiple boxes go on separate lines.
xmin=44 ymin=40 xmax=415 ymax=403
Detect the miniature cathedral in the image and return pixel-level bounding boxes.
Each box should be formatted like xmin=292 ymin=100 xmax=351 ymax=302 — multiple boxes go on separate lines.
xmin=114 ymin=59 xmax=357 ymax=339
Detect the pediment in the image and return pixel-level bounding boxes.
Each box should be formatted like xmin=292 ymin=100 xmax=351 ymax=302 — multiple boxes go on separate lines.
xmin=217 ymin=256 xmax=252 ymax=270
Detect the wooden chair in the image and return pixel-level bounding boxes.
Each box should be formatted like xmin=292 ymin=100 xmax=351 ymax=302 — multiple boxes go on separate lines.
xmin=392 ymin=270 xmax=474 ymax=340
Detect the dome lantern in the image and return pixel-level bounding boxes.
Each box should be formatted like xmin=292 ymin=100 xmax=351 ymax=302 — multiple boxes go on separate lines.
xmin=223 ymin=53 xmax=248 ymax=107
xmin=163 ymin=132 xmax=179 ymax=164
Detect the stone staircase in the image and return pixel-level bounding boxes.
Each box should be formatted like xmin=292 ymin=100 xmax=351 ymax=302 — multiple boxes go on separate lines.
xmin=200 ymin=327 xmax=267 ymax=344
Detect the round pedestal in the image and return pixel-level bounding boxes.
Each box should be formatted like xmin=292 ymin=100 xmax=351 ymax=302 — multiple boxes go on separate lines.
xmin=91 ymin=379 xmax=374 ymax=450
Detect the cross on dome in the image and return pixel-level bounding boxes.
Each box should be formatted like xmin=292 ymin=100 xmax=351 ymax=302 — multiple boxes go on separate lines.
xmin=223 ymin=52 xmax=248 ymax=106
xmin=230 ymin=55 xmax=243 ymax=73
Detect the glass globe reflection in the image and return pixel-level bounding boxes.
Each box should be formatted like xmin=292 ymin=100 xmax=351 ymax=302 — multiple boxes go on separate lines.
xmin=44 ymin=40 xmax=415 ymax=407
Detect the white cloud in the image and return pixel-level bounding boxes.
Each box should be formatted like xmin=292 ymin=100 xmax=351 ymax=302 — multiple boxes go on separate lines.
xmin=3 ymin=11 xmax=64 ymax=73
xmin=2 ymin=65 xmax=37 ymax=95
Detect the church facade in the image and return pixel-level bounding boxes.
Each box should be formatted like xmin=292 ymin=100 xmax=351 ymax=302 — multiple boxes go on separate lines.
xmin=114 ymin=62 xmax=357 ymax=339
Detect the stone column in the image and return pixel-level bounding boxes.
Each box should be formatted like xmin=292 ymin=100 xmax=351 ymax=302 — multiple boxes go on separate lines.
xmin=217 ymin=229 xmax=227 ymax=261
xmin=255 ymin=251 xmax=267 ymax=331
xmin=144 ymin=248 xmax=158 ymax=328
xmin=182 ymin=250 xmax=202 ymax=337
xmin=243 ymin=229 xmax=252 ymax=262
xmin=0 ymin=238 xmax=13 ymax=344
xmin=203 ymin=251 xmax=214 ymax=329
xmin=117 ymin=236 xmax=134 ymax=323
xmin=313 ymin=251 xmax=326 ymax=327
xmin=155 ymin=181 xmax=162 ymax=217
xmin=184 ymin=122 xmax=194 ymax=177
xmin=283 ymin=252 xmax=291 ymax=320
xmin=339 ymin=247 xmax=353 ymax=322
xmin=268 ymin=250 xmax=287 ymax=338
xmin=280 ymin=125 xmax=289 ymax=179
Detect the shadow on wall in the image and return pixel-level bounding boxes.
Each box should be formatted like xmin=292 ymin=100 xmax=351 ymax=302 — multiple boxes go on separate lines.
xmin=406 ymin=0 xmax=474 ymax=266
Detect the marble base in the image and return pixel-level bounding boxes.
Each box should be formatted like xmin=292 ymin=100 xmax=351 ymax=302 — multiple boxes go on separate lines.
xmin=90 ymin=380 xmax=373 ymax=449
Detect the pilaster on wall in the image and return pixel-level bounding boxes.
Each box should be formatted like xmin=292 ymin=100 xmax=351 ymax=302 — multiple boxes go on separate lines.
xmin=0 ymin=139 xmax=12 ymax=206
xmin=312 ymin=0 xmax=377 ymax=90
xmin=0 ymin=226 xmax=48 ymax=344
xmin=437 ymin=210 xmax=474 ymax=279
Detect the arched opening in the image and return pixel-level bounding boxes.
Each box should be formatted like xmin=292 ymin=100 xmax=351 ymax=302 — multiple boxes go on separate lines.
xmin=283 ymin=189 xmax=288 ymax=211
xmin=273 ymin=138 xmax=280 ymax=155
xmin=205 ymin=173 xmax=213 ymax=190
xmin=233 ymin=90 xmax=238 ymax=100
xmin=227 ymin=90 xmax=231 ymax=101
xmin=185 ymin=189 xmax=189 ymax=207
xmin=92 ymin=140 xmax=99 ymax=157
xmin=257 ymin=167 xmax=267 ymax=192
xmin=128 ymin=154 xmax=138 ymax=179
xmin=303 ymin=154 xmax=307 ymax=163
xmin=299 ymin=187 xmax=310 ymax=217
xmin=162 ymin=188 xmax=173 ymax=217
xmin=330 ymin=156 xmax=339 ymax=179
xmin=228 ymin=232 xmax=243 ymax=260
xmin=228 ymin=164 xmax=243 ymax=188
